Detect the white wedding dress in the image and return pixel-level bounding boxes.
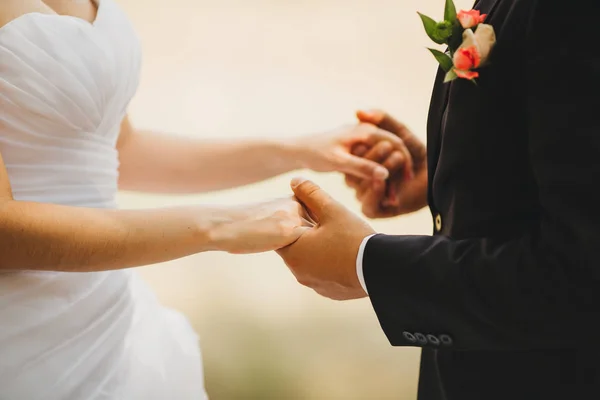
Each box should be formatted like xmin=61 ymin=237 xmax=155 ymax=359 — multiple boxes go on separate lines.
xmin=0 ymin=1 xmax=208 ymax=398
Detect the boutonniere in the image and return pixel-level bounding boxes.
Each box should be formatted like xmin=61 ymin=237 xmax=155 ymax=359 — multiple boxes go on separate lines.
xmin=418 ymin=0 xmax=496 ymax=83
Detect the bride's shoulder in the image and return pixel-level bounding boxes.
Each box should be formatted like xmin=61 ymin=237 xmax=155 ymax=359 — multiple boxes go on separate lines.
xmin=0 ymin=0 xmax=52 ymax=30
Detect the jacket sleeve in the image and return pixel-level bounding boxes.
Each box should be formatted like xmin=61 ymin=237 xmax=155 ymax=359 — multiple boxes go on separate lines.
xmin=363 ymin=0 xmax=600 ymax=350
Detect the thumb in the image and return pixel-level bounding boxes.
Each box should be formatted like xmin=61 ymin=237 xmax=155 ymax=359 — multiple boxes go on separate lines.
xmin=356 ymin=109 xmax=385 ymax=125
xmin=290 ymin=178 xmax=336 ymax=222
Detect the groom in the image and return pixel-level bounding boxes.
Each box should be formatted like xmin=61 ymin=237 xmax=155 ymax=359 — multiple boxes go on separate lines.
xmin=278 ymin=1 xmax=600 ymax=399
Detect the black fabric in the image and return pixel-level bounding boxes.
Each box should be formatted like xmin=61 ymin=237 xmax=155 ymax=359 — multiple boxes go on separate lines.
xmin=362 ymin=1 xmax=600 ymax=398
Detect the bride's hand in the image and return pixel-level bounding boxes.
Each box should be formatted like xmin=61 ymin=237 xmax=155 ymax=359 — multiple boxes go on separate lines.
xmin=209 ymin=197 xmax=313 ymax=254
xmin=291 ymin=123 xmax=413 ymax=182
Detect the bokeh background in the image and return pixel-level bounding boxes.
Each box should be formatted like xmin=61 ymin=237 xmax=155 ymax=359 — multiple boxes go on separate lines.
xmin=117 ymin=0 xmax=473 ymax=398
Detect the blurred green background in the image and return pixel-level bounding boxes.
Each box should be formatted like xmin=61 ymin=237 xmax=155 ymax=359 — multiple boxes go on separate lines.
xmin=117 ymin=0 xmax=473 ymax=398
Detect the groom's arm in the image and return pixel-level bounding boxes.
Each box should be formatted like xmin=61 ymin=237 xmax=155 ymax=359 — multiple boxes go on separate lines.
xmin=362 ymin=1 xmax=600 ymax=350
xmin=278 ymin=1 xmax=600 ymax=351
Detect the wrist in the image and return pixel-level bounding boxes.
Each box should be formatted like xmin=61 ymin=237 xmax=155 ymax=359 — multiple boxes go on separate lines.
xmin=192 ymin=206 xmax=237 ymax=253
xmin=278 ymin=136 xmax=311 ymax=170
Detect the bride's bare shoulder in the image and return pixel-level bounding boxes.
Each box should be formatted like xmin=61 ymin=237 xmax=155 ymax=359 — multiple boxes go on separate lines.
xmin=0 ymin=0 xmax=52 ymax=30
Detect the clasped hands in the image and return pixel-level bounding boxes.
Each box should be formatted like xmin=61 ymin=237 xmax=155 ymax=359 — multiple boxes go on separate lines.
xmin=215 ymin=110 xmax=426 ymax=300
xmin=278 ymin=110 xmax=427 ymax=300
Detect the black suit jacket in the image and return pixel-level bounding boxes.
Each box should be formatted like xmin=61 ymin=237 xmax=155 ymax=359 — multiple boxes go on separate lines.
xmin=363 ymin=1 xmax=600 ymax=399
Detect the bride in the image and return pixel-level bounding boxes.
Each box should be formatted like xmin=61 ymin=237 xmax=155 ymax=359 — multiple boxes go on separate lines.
xmin=0 ymin=0 xmax=409 ymax=398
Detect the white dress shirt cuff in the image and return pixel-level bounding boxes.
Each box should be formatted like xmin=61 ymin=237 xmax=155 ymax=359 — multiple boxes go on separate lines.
xmin=356 ymin=234 xmax=376 ymax=295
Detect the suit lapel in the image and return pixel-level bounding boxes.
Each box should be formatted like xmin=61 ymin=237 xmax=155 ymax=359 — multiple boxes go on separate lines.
xmin=426 ymin=69 xmax=450 ymax=207
xmin=426 ymin=0 xmax=501 ymax=204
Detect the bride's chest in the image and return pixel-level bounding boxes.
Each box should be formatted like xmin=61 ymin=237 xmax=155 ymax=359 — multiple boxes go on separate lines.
xmin=0 ymin=1 xmax=142 ymax=138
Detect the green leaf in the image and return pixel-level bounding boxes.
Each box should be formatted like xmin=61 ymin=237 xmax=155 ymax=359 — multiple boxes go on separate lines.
xmin=428 ymin=48 xmax=454 ymax=72
xmin=418 ymin=12 xmax=446 ymax=45
xmin=444 ymin=69 xmax=458 ymax=83
xmin=444 ymin=0 xmax=457 ymax=22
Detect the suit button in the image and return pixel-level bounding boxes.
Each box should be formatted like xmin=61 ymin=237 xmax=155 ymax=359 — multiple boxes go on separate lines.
xmin=427 ymin=334 xmax=441 ymax=346
xmin=440 ymin=334 xmax=453 ymax=346
xmin=434 ymin=214 xmax=443 ymax=232
xmin=415 ymin=333 xmax=428 ymax=345
xmin=403 ymin=332 xmax=417 ymax=343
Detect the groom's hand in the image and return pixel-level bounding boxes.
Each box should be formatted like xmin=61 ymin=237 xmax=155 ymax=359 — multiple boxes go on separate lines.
xmin=346 ymin=110 xmax=428 ymax=218
xmin=277 ymin=178 xmax=375 ymax=300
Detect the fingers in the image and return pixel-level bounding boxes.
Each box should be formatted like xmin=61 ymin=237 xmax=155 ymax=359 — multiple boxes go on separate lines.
xmin=290 ymin=178 xmax=336 ymax=221
xmin=364 ymin=151 xmax=405 ymax=207
xmin=356 ymin=109 xmax=385 ymax=126
xmin=353 ymin=146 xmax=404 ymax=211
xmin=333 ymin=150 xmax=389 ymax=181
xmin=358 ymin=125 xmax=414 ymax=178
xmin=273 ymin=199 xmax=313 ymax=251
xmin=357 ymin=141 xmax=395 ymax=181
xmin=383 ymin=151 xmax=408 ymax=181
xmin=351 ymin=144 xmax=369 ymax=157
xmin=366 ymin=141 xmax=394 ymax=162
xmin=360 ymin=179 xmax=387 ymax=219
xmin=356 ymin=124 xmax=405 ymax=150
xmin=357 ymin=110 xmax=407 ymax=138
xmin=357 ymin=110 xmax=426 ymax=162
xmin=345 ymin=142 xmax=368 ymax=189
xmin=346 ymin=144 xmax=409 ymax=194
xmin=345 ymin=141 xmax=396 ymax=189
xmin=342 ymin=123 xmax=415 ymax=196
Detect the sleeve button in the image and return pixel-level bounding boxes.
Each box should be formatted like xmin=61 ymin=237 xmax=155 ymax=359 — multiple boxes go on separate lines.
xmin=440 ymin=334 xmax=453 ymax=346
xmin=402 ymin=331 xmax=417 ymax=343
xmin=426 ymin=334 xmax=441 ymax=346
xmin=415 ymin=333 xmax=428 ymax=345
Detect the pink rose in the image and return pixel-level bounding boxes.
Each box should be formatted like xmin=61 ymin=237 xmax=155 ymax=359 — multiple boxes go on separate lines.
xmin=453 ymin=46 xmax=481 ymax=71
xmin=452 ymin=25 xmax=496 ymax=80
xmin=457 ymin=9 xmax=487 ymax=29
xmin=455 ymin=70 xmax=479 ymax=80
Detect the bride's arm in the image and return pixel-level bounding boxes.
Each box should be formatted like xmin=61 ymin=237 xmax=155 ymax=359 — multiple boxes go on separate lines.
xmin=116 ymin=116 xmax=411 ymax=194
xmin=0 ymin=153 xmax=308 ymax=272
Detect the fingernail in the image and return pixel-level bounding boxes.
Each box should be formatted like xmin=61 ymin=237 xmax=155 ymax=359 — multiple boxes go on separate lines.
xmin=373 ymin=167 xmax=389 ymax=180
xmin=291 ymin=177 xmax=308 ymax=188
